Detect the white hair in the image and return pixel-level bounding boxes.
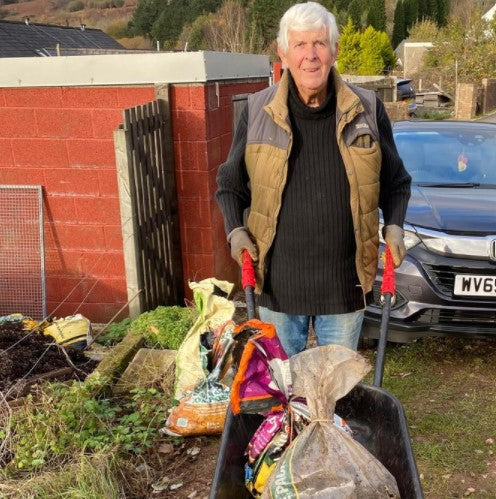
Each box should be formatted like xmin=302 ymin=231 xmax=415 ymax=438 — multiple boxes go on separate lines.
xmin=277 ymin=2 xmax=339 ymax=55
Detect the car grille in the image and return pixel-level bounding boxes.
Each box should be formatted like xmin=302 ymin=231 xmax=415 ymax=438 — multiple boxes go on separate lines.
xmin=422 ymin=264 xmax=496 ymax=297
xmin=416 ymin=308 xmax=496 ymax=328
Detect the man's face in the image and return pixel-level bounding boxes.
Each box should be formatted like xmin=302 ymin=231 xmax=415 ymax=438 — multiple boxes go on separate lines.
xmin=278 ymin=27 xmax=337 ymax=104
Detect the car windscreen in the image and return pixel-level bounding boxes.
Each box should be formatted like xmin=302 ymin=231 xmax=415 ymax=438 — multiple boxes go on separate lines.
xmin=394 ymin=129 xmax=496 ymax=185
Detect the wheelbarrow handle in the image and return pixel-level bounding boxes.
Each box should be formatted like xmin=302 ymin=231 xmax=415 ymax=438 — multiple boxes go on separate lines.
xmin=241 ymin=250 xmax=256 ymax=320
xmin=373 ymin=245 xmax=396 ymax=388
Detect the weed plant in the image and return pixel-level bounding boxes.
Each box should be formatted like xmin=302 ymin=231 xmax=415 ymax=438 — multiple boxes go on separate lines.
xmin=4 ymin=375 xmax=166 ymax=473
xmin=98 ymin=306 xmax=197 ymax=349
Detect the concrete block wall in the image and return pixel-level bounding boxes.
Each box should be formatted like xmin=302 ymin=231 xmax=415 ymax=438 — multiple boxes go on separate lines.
xmin=170 ymin=79 xmax=267 ymax=294
xmin=0 ymin=85 xmax=155 ymax=321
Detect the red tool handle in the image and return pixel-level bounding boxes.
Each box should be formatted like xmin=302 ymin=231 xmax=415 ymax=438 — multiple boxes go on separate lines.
xmin=381 ymin=245 xmax=396 ymax=297
xmin=241 ymin=250 xmax=256 ymax=290
xmin=241 ymin=250 xmax=256 ymax=320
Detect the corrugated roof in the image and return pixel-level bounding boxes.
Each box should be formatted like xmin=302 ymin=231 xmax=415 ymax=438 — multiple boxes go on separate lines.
xmin=0 ymin=20 xmax=124 ymax=58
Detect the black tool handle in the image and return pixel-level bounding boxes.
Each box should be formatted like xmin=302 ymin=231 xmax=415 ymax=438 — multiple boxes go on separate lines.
xmin=373 ymin=245 xmax=396 ymax=388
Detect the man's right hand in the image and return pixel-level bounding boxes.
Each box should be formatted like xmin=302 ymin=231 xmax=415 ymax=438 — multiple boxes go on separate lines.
xmin=228 ymin=228 xmax=258 ymax=266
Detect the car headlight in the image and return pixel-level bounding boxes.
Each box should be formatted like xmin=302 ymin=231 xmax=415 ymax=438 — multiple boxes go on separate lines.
xmin=379 ymin=222 xmax=421 ymax=250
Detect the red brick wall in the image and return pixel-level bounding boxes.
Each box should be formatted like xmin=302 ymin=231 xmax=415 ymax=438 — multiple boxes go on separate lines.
xmin=0 ymin=79 xmax=269 ymax=321
xmin=0 ymin=85 xmax=155 ymax=322
xmin=170 ymin=79 xmax=268 ymax=297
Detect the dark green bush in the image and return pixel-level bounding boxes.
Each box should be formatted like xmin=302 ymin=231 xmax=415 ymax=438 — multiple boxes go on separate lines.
xmin=68 ymin=0 xmax=85 ymax=11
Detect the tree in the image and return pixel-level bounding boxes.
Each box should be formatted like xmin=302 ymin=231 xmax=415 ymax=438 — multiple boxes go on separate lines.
xmin=151 ymin=2 xmax=189 ymax=46
xmin=348 ymin=0 xmax=364 ymax=29
xmin=367 ymin=0 xmax=386 ymax=31
xmin=148 ymin=0 xmax=224 ymax=46
xmin=392 ymin=0 xmax=406 ymax=48
xmin=177 ymin=14 xmax=209 ymax=51
xmin=404 ymin=0 xmax=419 ymax=32
xmin=336 ymin=18 xmax=361 ymax=73
xmin=202 ymin=1 xmax=249 ymax=52
xmin=407 ymin=18 xmax=438 ymax=41
xmin=423 ymin=14 xmax=496 ymax=94
xmin=436 ymin=0 xmax=450 ymax=26
xmin=248 ymin=0 xmax=293 ymax=49
xmin=378 ymin=30 xmax=396 ymax=70
xmin=417 ymin=0 xmax=428 ymax=20
xmin=358 ymin=26 xmax=384 ymax=74
xmin=427 ymin=0 xmax=438 ymax=23
xmin=129 ymin=0 xmax=162 ymax=39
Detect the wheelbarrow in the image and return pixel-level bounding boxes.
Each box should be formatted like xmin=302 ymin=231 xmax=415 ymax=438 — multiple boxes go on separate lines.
xmin=210 ymin=248 xmax=423 ymax=499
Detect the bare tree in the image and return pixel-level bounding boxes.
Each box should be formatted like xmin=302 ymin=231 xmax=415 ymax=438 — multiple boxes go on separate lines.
xmin=203 ymin=1 xmax=247 ymax=53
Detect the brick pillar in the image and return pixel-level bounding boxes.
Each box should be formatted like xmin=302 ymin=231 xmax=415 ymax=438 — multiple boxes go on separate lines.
xmin=170 ymin=79 xmax=268 ymax=299
xmin=455 ymin=83 xmax=477 ymax=120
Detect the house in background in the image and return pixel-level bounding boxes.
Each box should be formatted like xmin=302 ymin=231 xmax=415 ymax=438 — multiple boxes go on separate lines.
xmin=483 ymin=3 xmax=496 ymax=22
xmin=394 ymin=41 xmax=433 ymax=79
xmin=0 ymin=19 xmax=125 ymax=57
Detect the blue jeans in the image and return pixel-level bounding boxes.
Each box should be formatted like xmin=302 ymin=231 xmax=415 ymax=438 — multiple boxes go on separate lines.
xmin=258 ymin=307 xmax=364 ymax=357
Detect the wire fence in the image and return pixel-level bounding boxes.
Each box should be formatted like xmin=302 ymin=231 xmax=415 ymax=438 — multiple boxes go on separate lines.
xmin=0 ymin=185 xmax=45 ymax=320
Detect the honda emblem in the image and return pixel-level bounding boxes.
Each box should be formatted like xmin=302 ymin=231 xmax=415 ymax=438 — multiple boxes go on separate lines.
xmin=490 ymin=239 xmax=496 ymax=262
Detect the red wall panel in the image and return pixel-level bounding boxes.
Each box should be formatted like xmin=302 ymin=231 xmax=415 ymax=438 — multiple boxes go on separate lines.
xmin=0 ymin=79 xmax=268 ymax=320
xmin=0 ymin=85 xmax=155 ymax=322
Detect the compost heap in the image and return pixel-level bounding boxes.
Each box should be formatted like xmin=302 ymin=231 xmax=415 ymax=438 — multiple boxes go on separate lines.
xmin=231 ymin=320 xmax=400 ymax=498
xmin=0 ymin=315 xmax=95 ymax=400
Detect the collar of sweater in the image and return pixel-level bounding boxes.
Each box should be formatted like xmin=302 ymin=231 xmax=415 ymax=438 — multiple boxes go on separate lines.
xmin=287 ymin=70 xmax=336 ymax=120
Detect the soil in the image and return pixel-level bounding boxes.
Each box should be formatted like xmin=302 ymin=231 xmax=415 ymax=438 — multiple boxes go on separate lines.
xmin=0 ymin=321 xmax=96 ymax=400
xmin=122 ymin=437 xmax=221 ymax=499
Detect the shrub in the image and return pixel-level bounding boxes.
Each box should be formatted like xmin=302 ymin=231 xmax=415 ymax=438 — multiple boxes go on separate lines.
xmin=88 ymin=0 xmax=124 ymax=8
xmin=67 ymin=0 xmax=85 ymax=11
xmin=105 ymin=20 xmax=129 ymax=38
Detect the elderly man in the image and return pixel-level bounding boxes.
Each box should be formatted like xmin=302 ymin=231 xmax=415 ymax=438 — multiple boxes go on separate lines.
xmin=216 ymin=1 xmax=411 ymax=356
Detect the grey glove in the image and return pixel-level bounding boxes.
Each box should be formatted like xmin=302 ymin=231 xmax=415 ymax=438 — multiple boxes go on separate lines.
xmin=228 ymin=227 xmax=258 ymax=266
xmin=382 ymin=224 xmax=406 ymax=268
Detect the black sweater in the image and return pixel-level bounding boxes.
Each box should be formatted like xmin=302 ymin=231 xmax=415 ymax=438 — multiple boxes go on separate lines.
xmin=216 ymin=74 xmax=411 ymax=315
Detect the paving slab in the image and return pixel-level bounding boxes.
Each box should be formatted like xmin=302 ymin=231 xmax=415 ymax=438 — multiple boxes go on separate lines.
xmin=113 ymin=348 xmax=176 ymax=395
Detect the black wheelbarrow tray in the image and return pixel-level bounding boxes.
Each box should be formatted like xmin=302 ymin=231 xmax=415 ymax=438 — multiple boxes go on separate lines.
xmin=210 ymin=249 xmax=423 ymax=499
xmin=210 ymin=382 xmax=423 ymax=498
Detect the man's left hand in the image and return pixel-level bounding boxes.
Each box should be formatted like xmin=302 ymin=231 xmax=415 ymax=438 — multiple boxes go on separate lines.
xmin=383 ymin=224 xmax=406 ymax=268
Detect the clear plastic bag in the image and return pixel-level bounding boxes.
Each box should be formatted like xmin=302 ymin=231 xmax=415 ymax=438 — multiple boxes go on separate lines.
xmin=263 ymin=345 xmax=400 ymax=498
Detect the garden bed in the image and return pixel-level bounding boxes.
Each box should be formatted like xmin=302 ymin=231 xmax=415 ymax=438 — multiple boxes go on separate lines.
xmin=0 ymin=321 xmax=97 ymax=401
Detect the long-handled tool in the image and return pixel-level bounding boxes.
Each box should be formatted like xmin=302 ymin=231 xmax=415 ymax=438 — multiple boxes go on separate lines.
xmin=241 ymin=250 xmax=257 ymax=320
xmin=373 ymin=245 xmax=396 ymax=388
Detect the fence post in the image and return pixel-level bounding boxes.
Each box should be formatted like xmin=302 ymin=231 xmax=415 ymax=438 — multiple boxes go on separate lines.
xmin=114 ymin=126 xmax=143 ymax=318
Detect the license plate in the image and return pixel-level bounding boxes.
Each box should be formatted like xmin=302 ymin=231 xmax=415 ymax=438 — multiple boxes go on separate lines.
xmin=454 ymin=274 xmax=496 ymax=297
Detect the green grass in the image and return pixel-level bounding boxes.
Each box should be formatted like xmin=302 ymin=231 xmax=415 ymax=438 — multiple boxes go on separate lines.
xmin=414 ymin=108 xmax=453 ymax=120
xmin=362 ymin=337 xmax=496 ymax=497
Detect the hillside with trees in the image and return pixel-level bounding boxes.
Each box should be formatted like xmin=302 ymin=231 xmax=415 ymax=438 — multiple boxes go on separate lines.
xmin=2 ymin=0 xmax=496 ymax=87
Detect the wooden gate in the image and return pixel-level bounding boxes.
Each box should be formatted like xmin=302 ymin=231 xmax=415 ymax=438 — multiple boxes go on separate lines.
xmin=114 ymin=85 xmax=183 ymax=317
